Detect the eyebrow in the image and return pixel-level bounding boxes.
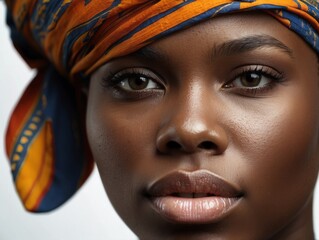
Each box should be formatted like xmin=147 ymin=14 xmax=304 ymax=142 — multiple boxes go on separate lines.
xmin=212 ymin=34 xmax=294 ymax=59
xmin=130 ymin=34 xmax=294 ymax=61
xmin=130 ymin=46 xmax=168 ymax=62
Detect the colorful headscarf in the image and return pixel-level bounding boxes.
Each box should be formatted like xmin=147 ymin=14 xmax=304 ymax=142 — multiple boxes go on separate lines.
xmin=5 ymin=0 xmax=319 ymax=212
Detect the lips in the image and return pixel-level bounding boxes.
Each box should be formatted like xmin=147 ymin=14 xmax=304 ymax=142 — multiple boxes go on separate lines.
xmin=146 ymin=170 xmax=242 ymax=224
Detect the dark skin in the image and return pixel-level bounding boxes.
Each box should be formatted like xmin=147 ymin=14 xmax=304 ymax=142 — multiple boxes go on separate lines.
xmin=86 ymin=12 xmax=319 ymax=239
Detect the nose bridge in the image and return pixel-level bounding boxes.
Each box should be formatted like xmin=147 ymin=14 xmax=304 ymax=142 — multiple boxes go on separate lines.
xmin=156 ymin=81 xmax=228 ymax=154
xmin=175 ymin=81 xmax=207 ymax=127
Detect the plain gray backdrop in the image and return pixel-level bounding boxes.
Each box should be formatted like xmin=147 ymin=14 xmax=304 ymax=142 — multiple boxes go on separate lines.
xmin=0 ymin=2 xmax=318 ymax=239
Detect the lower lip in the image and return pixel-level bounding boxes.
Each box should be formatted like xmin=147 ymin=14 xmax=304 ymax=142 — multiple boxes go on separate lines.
xmin=150 ymin=196 xmax=240 ymax=224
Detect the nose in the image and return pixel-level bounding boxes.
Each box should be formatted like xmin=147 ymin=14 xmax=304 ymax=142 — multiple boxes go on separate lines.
xmin=156 ymin=124 xmax=228 ymax=154
xmin=156 ymin=92 xmax=228 ymax=155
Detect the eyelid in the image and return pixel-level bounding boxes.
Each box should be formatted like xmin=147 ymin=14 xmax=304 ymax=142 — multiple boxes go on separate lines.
xmin=232 ymin=65 xmax=283 ymax=80
xmin=224 ymin=65 xmax=285 ymax=86
xmin=221 ymin=65 xmax=285 ymax=97
xmin=101 ymin=67 xmax=164 ymax=88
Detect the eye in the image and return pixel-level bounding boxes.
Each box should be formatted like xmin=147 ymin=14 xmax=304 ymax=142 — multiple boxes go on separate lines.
xmin=118 ymin=74 xmax=160 ymax=91
xmin=232 ymin=72 xmax=271 ymax=88
xmin=101 ymin=68 xmax=165 ymax=99
xmin=223 ymin=65 xmax=284 ymax=96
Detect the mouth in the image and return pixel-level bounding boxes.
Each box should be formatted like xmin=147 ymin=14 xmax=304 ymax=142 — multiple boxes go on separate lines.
xmin=146 ymin=170 xmax=243 ymax=224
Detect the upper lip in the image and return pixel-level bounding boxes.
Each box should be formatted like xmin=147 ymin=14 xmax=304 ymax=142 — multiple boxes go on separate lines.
xmin=147 ymin=170 xmax=242 ymax=198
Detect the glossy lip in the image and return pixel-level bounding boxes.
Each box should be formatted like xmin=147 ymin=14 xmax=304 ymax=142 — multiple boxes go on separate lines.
xmin=146 ymin=170 xmax=243 ymax=224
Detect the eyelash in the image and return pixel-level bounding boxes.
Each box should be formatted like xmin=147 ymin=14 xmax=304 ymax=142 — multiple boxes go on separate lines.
xmin=224 ymin=65 xmax=285 ymax=96
xmin=102 ymin=69 xmax=159 ymax=88
xmin=101 ymin=68 xmax=164 ymax=99
xmin=101 ymin=65 xmax=285 ymax=98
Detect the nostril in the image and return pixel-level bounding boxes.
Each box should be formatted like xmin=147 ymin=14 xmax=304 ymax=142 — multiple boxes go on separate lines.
xmin=166 ymin=141 xmax=182 ymax=150
xmin=198 ymin=141 xmax=216 ymax=150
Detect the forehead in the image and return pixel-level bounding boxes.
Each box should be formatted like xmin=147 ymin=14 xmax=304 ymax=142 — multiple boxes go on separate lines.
xmin=143 ymin=11 xmax=317 ymax=62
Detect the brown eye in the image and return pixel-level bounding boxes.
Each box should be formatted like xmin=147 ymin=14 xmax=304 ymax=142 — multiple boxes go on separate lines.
xmin=240 ymin=73 xmax=262 ymax=87
xmin=226 ymin=71 xmax=274 ymax=89
xmin=118 ymin=74 xmax=160 ymax=91
xmin=222 ymin=66 xmax=284 ymax=97
xmin=125 ymin=76 xmax=149 ymax=90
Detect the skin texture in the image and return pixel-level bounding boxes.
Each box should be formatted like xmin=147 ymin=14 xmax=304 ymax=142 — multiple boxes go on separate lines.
xmin=86 ymin=12 xmax=319 ymax=239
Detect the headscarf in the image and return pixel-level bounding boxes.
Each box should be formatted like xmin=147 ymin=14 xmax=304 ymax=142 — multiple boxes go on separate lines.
xmin=5 ymin=0 xmax=319 ymax=212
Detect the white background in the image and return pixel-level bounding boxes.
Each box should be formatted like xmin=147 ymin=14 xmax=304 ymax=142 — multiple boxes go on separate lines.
xmin=0 ymin=2 xmax=318 ymax=239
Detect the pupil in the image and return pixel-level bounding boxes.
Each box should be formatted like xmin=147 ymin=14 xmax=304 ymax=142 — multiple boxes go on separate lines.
xmin=241 ymin=73 xmax=261 ymax=87
xmin=129 ymin=76 xmax=148 ymax=90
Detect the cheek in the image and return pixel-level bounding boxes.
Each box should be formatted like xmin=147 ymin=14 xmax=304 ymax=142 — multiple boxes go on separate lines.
xmin=86 ymin=105 xmax=141 ymax=184
xmin=86 ymin=94 xmax=160 ymax=219
xmin=86 ymin=106 xmax=136 ymax=219
xmin=227 ymin=87 xmax=319 ymax=231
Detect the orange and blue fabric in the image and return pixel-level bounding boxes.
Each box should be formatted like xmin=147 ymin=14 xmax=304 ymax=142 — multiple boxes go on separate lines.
xmin=5 ymin=0 xmax=319 ymax=212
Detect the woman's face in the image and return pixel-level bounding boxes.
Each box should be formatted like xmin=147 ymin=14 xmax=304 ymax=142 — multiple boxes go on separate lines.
xmin=87 ymin=12 xmax=319 ymax=239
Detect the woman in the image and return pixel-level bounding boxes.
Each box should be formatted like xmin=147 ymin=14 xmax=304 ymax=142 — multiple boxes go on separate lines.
xmin=4 ymin=0 xmax=319 ymax=239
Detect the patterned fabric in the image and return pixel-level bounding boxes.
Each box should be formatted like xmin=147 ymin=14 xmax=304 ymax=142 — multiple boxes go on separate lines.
xmin=5 ymin=0 xmax=319 ymax=212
